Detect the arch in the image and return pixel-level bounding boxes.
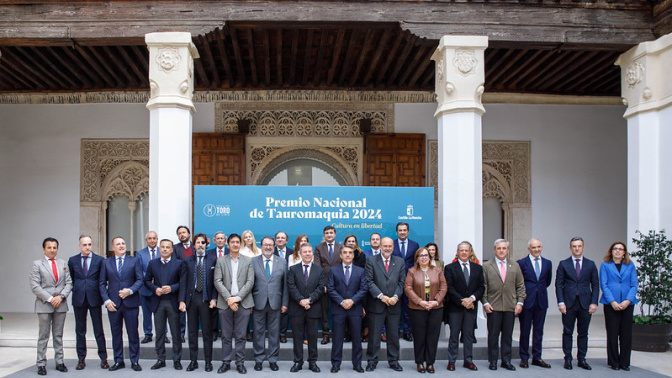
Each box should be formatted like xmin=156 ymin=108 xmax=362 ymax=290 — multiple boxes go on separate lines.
xmin=101 ymin=161 xmax=149 ymax=201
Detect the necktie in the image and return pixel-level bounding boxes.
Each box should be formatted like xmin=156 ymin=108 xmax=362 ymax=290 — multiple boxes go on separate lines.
xmin=82 ymin=255 xmax=89 ymax=276
xmin=265 ymin=259 xmax=271 ymax=279
xmin=196 ymin=255 xmax=204 ymax=292
xmin=50 ymin=258 xmax=58 ymax=282
xmin=500 ymin=260 xmax=506 ymax=282
xmin=345 ymin=265 xmax=350 ymax=285
xmin=303 ymin=264 xmax=309 ymax=284
xmin=401 ymin=241 xmax=406 ymax=257
xmin=150 ymin=249 xmax=155 ymax=259
xmin=218 ymin=249 xmax=223 ymax=258
xmin=462 ymin=262 xmax=469 ymax=283
xmin=385 ymin=259 xmax=389 ymax=273
xmin=534 ymin=258 xmax=541 ymax=280
xmin=279 ymin=249 xmax=285 ymax=259
xmin=575 ymin=259 xmax=581 ymax=277
xmin=163 ymin=259 xmax=168 ymax=265
xmin=328 ymin=244 xmax=333 ymax=260
xmin=117 ymin=257 xmax=123 ymax=276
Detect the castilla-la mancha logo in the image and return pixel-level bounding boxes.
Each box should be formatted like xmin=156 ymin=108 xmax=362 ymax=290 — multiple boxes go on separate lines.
xmin=204 ymin=204 xmax=230 ymax=217
xmin=407 ymin=205 xmax=414 ymax=216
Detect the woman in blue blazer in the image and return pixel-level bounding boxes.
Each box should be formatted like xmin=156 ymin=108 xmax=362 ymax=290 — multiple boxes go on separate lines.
xmin=599 ymin=242 xmax=638 ymax=371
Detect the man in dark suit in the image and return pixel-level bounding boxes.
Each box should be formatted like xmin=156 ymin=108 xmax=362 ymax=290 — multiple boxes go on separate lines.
xmin=517 ymin=238 xmax=553 ymax=369
xmin=481 ymin=239 xmax=526 ymax=371
xmin=363 ymin=233 xmax=381 ymax=259
xmin=180 ymin=233 xmax=218 ymax=372
xmin=172 ymin=225 xmax=191 ymax=341
xmin=145 ymin=239 xmax=186 ymax=371
xmin=327 ymin=245 xmax=368 ymax=373
xmin=136 ymin=230 xmax=160 ymax=344
xmin=99 ymin=236 xmax=143 ymax=371
xmin=392 ymin=222 xmax=419 ymax=341
xmin=444 ymin=241 xmax=484 ymax=371
xmin=365 ymin=237 xmax=406 ymax=372
xmin=314 ymin=225 xmax=342 ymax=344
xmin=556 ymin=236 xmax=599 ymax=371
xmin=273 ymin=231 xmax=292 ymax=343
xmin=68 ymin=235 xmax=108 ymax=370
xmin=206 ymin=230 xmax=228 ymax=341
xmin=287 ymin=242 xmax=324 ymax=373
xmin=252 ymin=237 xmax=289 ymax=371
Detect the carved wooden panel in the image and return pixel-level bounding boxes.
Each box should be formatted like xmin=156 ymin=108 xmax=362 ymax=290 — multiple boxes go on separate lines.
xmin=364 ymin=134 xmax=426 ymax=187
xmin=192 ymin=133 xmax=246 ymax=186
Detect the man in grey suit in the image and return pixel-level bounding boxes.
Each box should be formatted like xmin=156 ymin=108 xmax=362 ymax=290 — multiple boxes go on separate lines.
xmin=214 ymin=233 xmax=255 ymax=374
xmin=30 ymin=237 xmax=72 ymax=376
xmin=252 ymin=237 xmax=289 ymax=372
xmin=365 ymin=237 xmax=406 ymax=372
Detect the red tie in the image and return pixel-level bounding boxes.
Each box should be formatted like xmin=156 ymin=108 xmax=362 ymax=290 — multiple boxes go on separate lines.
xmin=385 ymin=259 xmax=389 ymax=273
xmin=50 ymin=258 xmax=58 ymax=282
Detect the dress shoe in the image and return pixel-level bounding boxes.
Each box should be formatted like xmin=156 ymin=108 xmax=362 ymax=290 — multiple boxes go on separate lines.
xmin=321 ymin=335 xmax=330 ymax=344
xmin=174 ymin=361 xmax=183 ymax=370
xmin=131 ymin=363 xmax=142 ymax=371
xmin=403 ymin=332 xmax=413 ymax=342
xmin=76 ymin=359 xmax=86 ymax=370
xmin=218 ymin=363 xmax=231 ymax=373
xmin=354 ymin=366 xmax=365 ymax=373
xmin=488 ymin=362 xmax=497 ymax=371
xmin=519 ymin=360 xmax=529 ymax=368
xmin=345 ymin=334 xmax=352 ymax=342
xmin=331 ymin=365 xmax=340 ymax=373
xmin=501 ymin=362 xmax=516 ymax=371
xmin=269 ymin=362 xmax=279 ymax=371
xmin=365 ymin=362 xmax=377 ymax=371
xmin=426 ymin=364 xmax=435 ymax=373
xmin=390 ymin=363 xmax=403 ymax=372
xmin=141 ymin=335 xmax=153 ymax=344
xmin=37 ymin=366 xmax=47 ymax=375
xmin=532 ymin=359 xmax=551 ymax=368
xmin=280 ymin=335 xmax=287 ymax=343
xmin=166 ymin=337 xmax=171 ymax=344
xmin=182 ymin=336 xmax=186 ymax=343
xmin=447 ymin=362 xmax=456 ymax=371
xmin=417 ymin=364 xmax=426 ymax=373
xmin=55 ymin=364 xmax=68 ymax=373
xmin=610 ymin=365 xmax=620 ymax=370
xmin=187 ymin=361 xmax=199 ymax=371
xmin=309 ymin=363 xmax=321 ymax=373
xmin=463 ymin=362 xmax=478 ymax=371
xmin=109 ymin=362 xmax=126 ymax=371
xmin=151 ymin=361 xmax=166 ymax=370
xmin=246 ymin=332 xmax=253 ymax=342
xmin=381 ymin=333 xmax=387 ymax=342
xmin=236 ymin=364 xmax=247 ymax=374
xmin=563 ymin=360 xmax=573 ymax=370
xmin=100 ymin=359 xmax=110 ymax=369
xmin=620 ymin=366 xmax=630 ymax=371
xmin=254 ymin=362 xmax=263 ymax=371
xmin=577 ymin=360 xmax=592 ymax=370
xmin=205 ymin=362 xmax=214 ymax=372
xmin=361 ymin=335 xmax=368 ymax=342
xmin=290 ymin=363 xmax=302 ymax=372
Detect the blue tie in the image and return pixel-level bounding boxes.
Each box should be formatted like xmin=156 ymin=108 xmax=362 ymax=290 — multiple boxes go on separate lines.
xmin=328 ymin=244 xmax=334 ymax=260
xmin=117 ymin=257 xmax=123 ymax=277
xmin=401 ymin=241 xmax=406 ymax=257
xmin=534 ymin=258 xmax=541 ymax=280
xmin=345 ymin=265 xmax=350 ymax=285
xmin=265 ymin=259 xmax=271 ymax=279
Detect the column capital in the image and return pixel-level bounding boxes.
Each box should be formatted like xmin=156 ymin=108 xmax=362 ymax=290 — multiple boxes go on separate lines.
xmin=431 ymin=35 xmax=488 ymax=117
xmin=145 ymin=32 xmax=200 ymax=112
xmin=616 ymin=33 xmax=672 ymax=119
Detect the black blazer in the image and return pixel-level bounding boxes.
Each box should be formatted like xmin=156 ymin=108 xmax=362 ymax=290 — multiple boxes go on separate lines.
xmin=68 ymin=253 xmax=105 ymax=307
xmin=144 ymin=258 xmax=186 ymax=313
xmin=274 ymin=246 xmax=293 ymax=264
xmin=179 ymin=252 xmax=218 ymax=307
xmin=287 ymin=262 xmax=324 ymax=318
xmin=555 ymin=256 xmax=599 ymax=309
xmin=444 ymin=260 xmax=485 ymax=316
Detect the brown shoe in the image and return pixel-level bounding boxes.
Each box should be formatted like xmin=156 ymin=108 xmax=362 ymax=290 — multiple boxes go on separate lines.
xmin=447 ymin=362 xmax=455 ymax=371
xmin=520 ymin=360 xmax=529 ymax=369
xmin=417 ymin=364 xmax=425 ymax=373
xmin=426 ymin=364 xmax=435 ymax=373
xmin=463 ymin=362 xmax=478 ymax=371
xmin=100 ymin=359 xmax=110 ymax=369
xmin=381 ymin=333 xmax=387 ymax=342
xmin=76 ymin=359 xmax=86 ymax=370
xmin=321 ymin=335 xmax=330 ymax=345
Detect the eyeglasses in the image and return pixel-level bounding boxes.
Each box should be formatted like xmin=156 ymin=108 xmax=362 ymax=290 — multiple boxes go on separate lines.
xmin=418 ymin=254 xmax=430 ymax=258
xmin=612 ymin=247 xmax=625 ymax=251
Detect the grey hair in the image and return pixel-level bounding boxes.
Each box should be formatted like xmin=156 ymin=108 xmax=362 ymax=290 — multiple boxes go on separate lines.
xmin=79 ymin=234 xmax=92 ymax=242
xmin=214 ymin=231 xmax=226 ymax=238
xmin=299 ymin=242 xmax=313 ymax=252
xmin=527 ymin=238 xmax=543 ymax=248
xmin=494 ymin=238 xmax=509 ymax=248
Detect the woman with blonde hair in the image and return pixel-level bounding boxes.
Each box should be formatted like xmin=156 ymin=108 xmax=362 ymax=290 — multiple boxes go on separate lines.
xmin=240 ymin=230 xmax=260 ymax=258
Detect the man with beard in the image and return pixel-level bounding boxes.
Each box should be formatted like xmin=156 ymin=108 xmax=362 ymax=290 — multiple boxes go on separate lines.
xmin=172 ymin=225 xmax=192 ymax=342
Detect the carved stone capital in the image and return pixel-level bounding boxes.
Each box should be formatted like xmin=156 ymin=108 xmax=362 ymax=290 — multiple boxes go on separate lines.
xmin=431 ymin=35 xmax=488 ymax=117
xmin=616 ymin=33 xmax=672 ymax=118
xmin=145 ymin=32 xmax=200 ymax=112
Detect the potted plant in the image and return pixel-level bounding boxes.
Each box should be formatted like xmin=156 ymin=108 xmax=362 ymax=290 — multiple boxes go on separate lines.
xmin=630 ymin=230 xmax=672 ymax=352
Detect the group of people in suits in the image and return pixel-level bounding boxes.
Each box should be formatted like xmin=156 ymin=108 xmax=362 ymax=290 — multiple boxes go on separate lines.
xmin=31 ymin=225 xmax=639 ymax=375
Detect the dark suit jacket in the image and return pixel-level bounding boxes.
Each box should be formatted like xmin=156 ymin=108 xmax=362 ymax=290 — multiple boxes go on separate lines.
xmin=173 ymin=243 xmax=193 ymax=260
xmin=444 ymin=260 xmax=484 ymax=318
xmin=68 ymin=253 xmax=105 ymax=308
xmin=555 ymin=256 xmax=600 ymax=309
xmin=274 ymin=246 xmax=293 ymax=264
xmin=137 ymin=246 xmax=159 ymax=296
xmin=517 ymin=255 xmax=553 ymax=309
xmin=179 ymin=252 xmax=218 ymax=307
xmin=393 ymin=238 xmax=419 ymax=271
xmin=365 ymin=254 xmax=406 ymax=314
xmin=287 ymin=262 xmax=324 ymax=318
xmin=327 ymin=264 xmax=368 ymax=316
xmin=207 ymin=246 xmax=230 ymax=257
xmin=363 ymin=249 xmax=380 ymax=259
xmin=144 ymin=258 xmax=185 ymax=313
xmin=99 ymin=255 xmax=143 ymax=308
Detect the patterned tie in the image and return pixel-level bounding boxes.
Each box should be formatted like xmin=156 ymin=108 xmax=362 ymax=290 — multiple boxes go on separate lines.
xmin=196 ymin=255 xmax=204 ymax=292
xmin=345 ymin=265 xmax=350 ymax=285
xmin=401 ymin=241 xmax=406 ymax=257
xmin=150 ymin=249 xmax=155 ymax=260
xmin=265 ymin=259 xmax=271 ymax=279
xmin=462 ymin=262 xmax=469 ymax=283
xmin=328 ymin=244 xmax=334 ymax=260
xmin=385 ymin=258 xmax=389 ymax=273
xmin=82 ymin=255 xmax=89 ymax=277
xmin=303 ymin=264 xmax=309 ymax=284
xmin=50 ymin=258 xmax=58 ymax=282
xmin=534 ymin=258 xmax=541 ymax=280
xmin=117 ymin=257 xmax=123 ymax=276
xmin=575 ymin=259 xmax=581 ymax=277
xmin=500 ymin=260 xmax=506 ymax=283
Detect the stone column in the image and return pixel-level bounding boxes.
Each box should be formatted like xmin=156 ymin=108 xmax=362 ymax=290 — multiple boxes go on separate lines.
xmin=616 ymin=33 xmax=672 ymax=247
xmin=145 ymin=32 xmax=199 ymax=241
xmin=431 ymin=36 xmax=488 ymax=262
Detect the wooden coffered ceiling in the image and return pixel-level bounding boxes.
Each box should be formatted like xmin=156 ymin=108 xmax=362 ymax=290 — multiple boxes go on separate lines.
xmin=0 ymin=0 xmax=668 ymax=98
